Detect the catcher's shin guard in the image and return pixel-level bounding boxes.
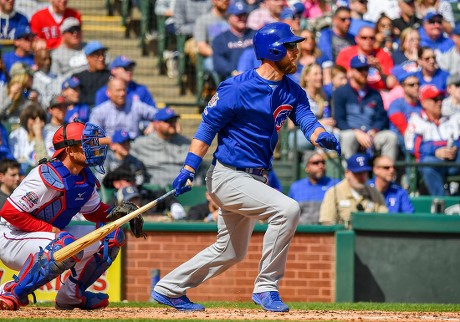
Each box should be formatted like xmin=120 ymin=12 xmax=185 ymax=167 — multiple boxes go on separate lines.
xmin=56 ymin=228 xmax=125 ymax=310
xmin=0 ymin=232 xmax=82 ymax=310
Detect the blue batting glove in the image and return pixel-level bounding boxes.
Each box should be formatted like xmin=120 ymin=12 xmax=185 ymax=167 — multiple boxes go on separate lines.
xmin=172 ymin=168 xmax=194 ymax=196
xmin=316 ymin=132 xmax=341 ymax=156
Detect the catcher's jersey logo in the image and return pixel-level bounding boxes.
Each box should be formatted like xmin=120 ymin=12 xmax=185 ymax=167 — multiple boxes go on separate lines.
xmin=273 ymin=104 xmax=292 ymax=132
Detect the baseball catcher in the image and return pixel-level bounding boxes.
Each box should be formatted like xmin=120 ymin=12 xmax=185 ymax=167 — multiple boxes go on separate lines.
xmin=0 ymin=121 xmax=143 ymax=311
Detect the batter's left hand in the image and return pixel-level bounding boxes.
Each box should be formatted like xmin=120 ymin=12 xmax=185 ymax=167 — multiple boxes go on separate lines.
xmin=173 ymin=168 xmax=194 ymax=196
xmin=316 ymin=132 xmax=341 ymax=156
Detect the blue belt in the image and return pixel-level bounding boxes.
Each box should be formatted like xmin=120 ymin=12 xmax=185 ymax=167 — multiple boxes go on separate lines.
xmin=213 ymin=159 xmax=268 ymax=176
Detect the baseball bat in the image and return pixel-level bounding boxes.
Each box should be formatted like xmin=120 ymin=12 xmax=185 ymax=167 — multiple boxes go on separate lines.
xmin=53 ymin=188 xmax=177 ymax=262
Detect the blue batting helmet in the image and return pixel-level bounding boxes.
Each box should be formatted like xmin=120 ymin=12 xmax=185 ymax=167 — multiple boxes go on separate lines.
xmin=253 ymin=22 xmax=304 ymax=61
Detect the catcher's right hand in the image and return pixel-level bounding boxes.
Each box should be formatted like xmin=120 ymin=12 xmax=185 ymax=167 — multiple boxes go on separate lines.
xmin=107 ymin=201 xmax=146 ymax=239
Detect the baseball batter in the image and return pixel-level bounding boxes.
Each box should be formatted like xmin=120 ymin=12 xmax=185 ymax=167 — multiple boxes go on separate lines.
xmin=0 ymin=121 xmax=139 ymax=311
xmin=152 ymin=22 xmax=341 ymax=313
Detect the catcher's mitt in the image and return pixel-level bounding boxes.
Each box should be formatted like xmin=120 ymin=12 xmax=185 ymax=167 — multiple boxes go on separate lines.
xmin=107 ymin=201 xmax=146 ymax=238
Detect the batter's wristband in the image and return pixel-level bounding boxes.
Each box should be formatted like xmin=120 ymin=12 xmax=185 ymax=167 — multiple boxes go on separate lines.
xmin=184 ymin=152 xmax=202 ymax=171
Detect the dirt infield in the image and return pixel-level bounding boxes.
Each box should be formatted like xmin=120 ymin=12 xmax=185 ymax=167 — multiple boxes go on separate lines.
xmin=3 ymin=307 xmax=460 ymax=321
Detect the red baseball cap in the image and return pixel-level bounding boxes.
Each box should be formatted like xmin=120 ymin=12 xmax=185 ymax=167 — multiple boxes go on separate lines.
xmin=420 ymin=85 xmax=445 ymax=102
xmin=52 ymin=122 xmax=85 ymax=158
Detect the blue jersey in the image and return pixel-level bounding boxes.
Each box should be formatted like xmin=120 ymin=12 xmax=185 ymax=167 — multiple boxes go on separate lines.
xmin=368 ymin=178 xmax=414 ymax=214
xmin=0 ymin=12 xmax=29 ymax=40
xmin=196 ymin=69 xmax=322 ymax=169
xmin=288 ymin=176 xmax=339 ymax=202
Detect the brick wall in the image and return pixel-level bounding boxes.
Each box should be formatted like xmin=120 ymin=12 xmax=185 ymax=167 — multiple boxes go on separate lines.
xmin=123 ymin=230 xmax=336 ymax=302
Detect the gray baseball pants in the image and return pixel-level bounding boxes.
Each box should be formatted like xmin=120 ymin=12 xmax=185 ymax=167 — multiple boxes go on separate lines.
xmin=154 ymin=160 xmax=300 ymax=297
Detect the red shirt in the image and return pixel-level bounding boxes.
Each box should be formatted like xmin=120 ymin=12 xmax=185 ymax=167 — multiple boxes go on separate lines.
xmin=30 ymin=7 xmax=81 ymax=49
xmin=336 ymin=45 xmax=394 ymax=90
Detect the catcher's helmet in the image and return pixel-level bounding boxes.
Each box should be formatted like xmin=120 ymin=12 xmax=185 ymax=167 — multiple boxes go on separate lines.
xmin=253 ymin=22 xmax=304 ymax=61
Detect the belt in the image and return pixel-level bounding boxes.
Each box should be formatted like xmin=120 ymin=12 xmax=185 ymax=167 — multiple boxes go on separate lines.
xmin=214 ymin=159 xmax=268 ymax=176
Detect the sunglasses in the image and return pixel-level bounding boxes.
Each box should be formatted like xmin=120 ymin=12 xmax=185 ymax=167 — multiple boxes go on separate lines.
xmin=422 ymin=55 xmax=436 ymax=61
xmin=284 ymin=42 xmax=298 ymax=50
xmin=377 ymin=165 xmax=394 ymax=170
xmin=432 ymin=96 xmax=444 ymax=102
xmin=428 ymin=18 xmax=443 ymax=25
xmin=451 ymin=82 xmax=460 ymax=87
xmin=360 ymin=35 xmax=376 ymax=41
xmin=122 ymin=65 xmax=135 ymax=71
xmin=404 ymin=82 xmax=420 ymax=87
xmin=356 ymin=67 xmax=370 ymax=73
xmin=309 ymin=160 xmax=326 ymax=165
xmin=339 ymin=17 xmax=351 ymax=22
xmin=358 ymin=0 xmax=368 ymax=4
xmin=65 ymin=26 xmax=81 ymax=33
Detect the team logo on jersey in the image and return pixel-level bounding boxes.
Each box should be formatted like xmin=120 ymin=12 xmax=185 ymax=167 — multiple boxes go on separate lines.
xmin=204 ymin=93 xmax=219 ymax=116
xmin=19 ymin=191 xmax=39 ymax=209
xmin=76 ymin=192 xmax=86 ymax=201
xmin=273 ymin=104 xmax=292 ymax=132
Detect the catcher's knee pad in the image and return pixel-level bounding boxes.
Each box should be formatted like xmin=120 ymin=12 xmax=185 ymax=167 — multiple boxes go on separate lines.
xmin=69 ymin=228 xmax=125 ymax=296
xmin=9 ymin=232 xmax=83 ymax=305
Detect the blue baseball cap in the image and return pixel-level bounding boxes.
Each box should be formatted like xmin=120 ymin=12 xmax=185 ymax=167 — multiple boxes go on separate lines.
xmin=61 ymin=76 xmax=80 ymax=90
xmin=117 ymin=185 xmax=140 ymax=203
xmin=154 ymin=107 xmax=180 ymax=121
xmin=391 ymin=62 xmax=419 ymax=83
xmin=112 ymin=130 xmax=132 ymax=144
xmin=346 ymin=153 xmax=372 ymax=173
xmin=350 ymin=55 xmax=370 ymax=69
xmin=110 ymin=55 xmax=136 ymax=69
xmin=84 ymin=40 xmax=108 ymax=56
xmin=423 ymin=11 xmax=443 ymax=23
xmin=14 ymin=25 xmax=34 ymax=40
xmin=227 ymin=1 xmax=249 ymax=16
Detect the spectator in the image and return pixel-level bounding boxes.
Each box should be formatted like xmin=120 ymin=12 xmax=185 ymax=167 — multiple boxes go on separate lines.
xmin=1 ymin=25 xmax=34 ymax=74
xmin=60 ymin=76 xmax=90 ymax=123
xmin=374 ymin=13 xmax=396 ymax=52
xmin=236 ymin=46 xmax=260 ymax=72
xmin=323 ymin=64 xmax=348 ymax=102
xmin=392 ymin=0 xmax=422 ymax=36
xmin=333 ymin=55 xmax=399 ymax=161
xmin=301 ymin=0 xmax=331 ymax=23
xmin=0 ymin=122 xmax=14 ymax=160
xmin=89 ymin=78 xmax=157 ymax=139
xmin=50 ymin=17 xmax=87 ymax=77
xmin=94 ymin=55 xmax=155 ymax=106
xmin=279 ymin=2 xmax=304 ymax=33
xmin=368 ymin=155 xmax=414 ymax=212
xmin=288 ymin=151 xmax=340 ymax=224
xmin=32 ymin=48 xmax=61 ymax=106
xmin=71 ymin=41 xmax=111 ymax=107
xmin=0 ymin=0 xmax=29 ymax=40
xmin=416 ymin=0 xmax=455 ymax=32
xmin=247 ymin=0 xmax=285 ymax=30
xmin=43 ymin=95 xmax=71 ymax=157
xmin=363 ymin=0 xmax=400 ymax=21
xmin=97 ymin=129 xmax=147 ymax=187
xmin=173 ymin=0 xmax=212 ymax=37
xmin=194 ymin=0 xmax=230 ymax=72
xmin=295 ymin=29 xmax=332 ymax=84
xmin=186 ymin=191 xmax=220 ymax=222
xmin=9 ymin=102 xmax=48 ymax=173
xmin=418 ymin=12 xmax=453 ymax=55
xmin=212 ymin=2 xmax=255 ymax=80
xmin=336 ymin=26 xmax=397 ymax=90
xmin=130 ymin=107 xmax=192 ymax=188
xmin=30 ymin=0 xmax=81 ymax=50
xmin=405 ymin=84 xmax=460 ymax=195
xmin=348 ymin=0 xmax=375 ymax=37
xmin=102 ymin=164 xmax=186 ymax=220
xmin=437 ymin=25 xmax=460 ymax=75
xmin=317 ymin=6 xmax=355 ymax=63
xmin=0 ymin=62 xmax=35 ymax=124
xmin=416 ymin=46 xmax=449 ymax=90
xmin=442 ymin=73 xmax=460 ymax=117
xmin=320 ymin=153 xmax=388 ymax=225
xmin=0 ymin=158 xmax=20 ymax=209
xmin=391 ymin=27 xmax=421 ymax=65
xmin=387 ymin=65 xmax=422 ymax=151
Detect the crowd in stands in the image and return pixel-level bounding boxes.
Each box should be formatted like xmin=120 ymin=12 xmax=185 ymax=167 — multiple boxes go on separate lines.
xmin=0 ymin=0 xmax=459 ymax=224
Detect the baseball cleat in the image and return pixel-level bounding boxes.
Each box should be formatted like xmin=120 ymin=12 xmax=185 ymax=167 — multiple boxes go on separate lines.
xmin=151 ymin=290 xmax=205 ymax=311
xmin=55 ymin=291 xmax=109 ymax=310
xmin=252 ymin=291 xmax=289 ymax=312
xmin=0 ymin=293 xmax=21 ymax=310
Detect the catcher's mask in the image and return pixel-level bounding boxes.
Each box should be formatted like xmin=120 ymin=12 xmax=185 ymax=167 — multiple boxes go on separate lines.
xmin=52 ymin=121 xmax=108 ymax=174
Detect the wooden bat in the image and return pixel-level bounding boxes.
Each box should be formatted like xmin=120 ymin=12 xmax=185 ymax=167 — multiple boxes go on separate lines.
xmin=53 ymin=188 xmax=177 ymax=262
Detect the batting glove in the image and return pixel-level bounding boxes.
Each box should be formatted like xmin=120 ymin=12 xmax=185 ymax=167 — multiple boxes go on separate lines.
xmin=316 ymin=132 xmax=341 ymax=156
xmin=173 ymin=168 xmax=194 ymax=196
